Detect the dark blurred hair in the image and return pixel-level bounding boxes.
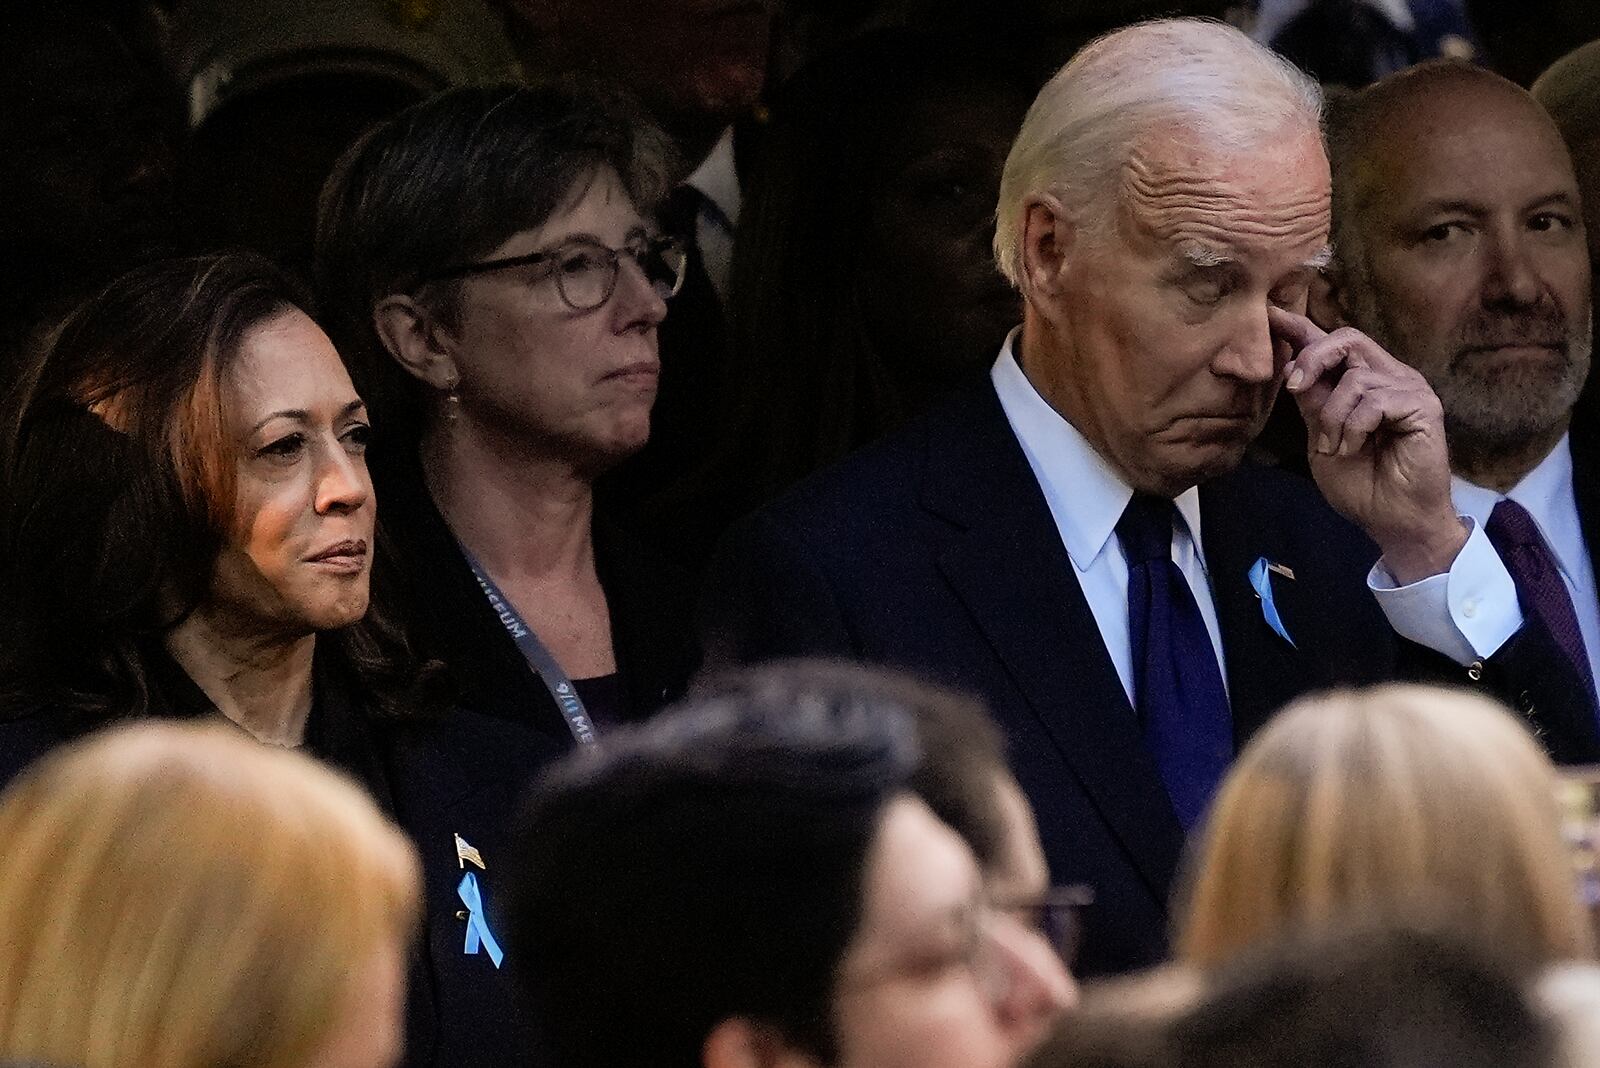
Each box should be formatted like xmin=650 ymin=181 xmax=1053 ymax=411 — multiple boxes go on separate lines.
xmin=1022 ymin=922 xmax=1553 ymax=1068
xmin=0 ymin=251 xmax=437 ymax=720
xmin=314 ymin=80 xmax=675 ymax=460
xmin=694 ymin=658 xmax=1012 ymax=872
xmin=506 ymin=663 xmax=923 ymax=1068
xmin=1174 ymin=921 xmax=1556 ymax=1068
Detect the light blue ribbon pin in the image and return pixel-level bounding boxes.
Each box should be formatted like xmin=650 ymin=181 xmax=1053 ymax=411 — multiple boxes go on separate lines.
xmin=457 ymin=871 xmax=505 ymax=968
xmin=1249 ymin=557 xmax=1296 ymax=648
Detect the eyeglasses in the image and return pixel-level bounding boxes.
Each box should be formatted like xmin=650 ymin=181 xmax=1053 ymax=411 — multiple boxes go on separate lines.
xmin=418 ymin=235 xmax=689 ymax=312
xmin=991 ymin=884 xmax=1094 ymax=971
xmin=962 ymin=885 xmax=1092 ymax=1006
xmin=838 ymin=884 xmax=1092 ymax=1002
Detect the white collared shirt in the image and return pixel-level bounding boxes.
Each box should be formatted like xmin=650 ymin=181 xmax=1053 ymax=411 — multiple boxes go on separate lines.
xmin=683 ymin=127 xmax=740 ymax=301
xmin=992 ymin=327 xmax=1533 ymax=698
xmin=990 ymin=333 xmax=1227 ymax=703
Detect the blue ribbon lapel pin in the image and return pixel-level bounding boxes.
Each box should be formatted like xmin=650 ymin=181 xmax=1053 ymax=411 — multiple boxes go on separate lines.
xmin=454 ymin=833 xmax=504 ymax=968
xmin=1248 ymin=557 xmax=1297 ymax=649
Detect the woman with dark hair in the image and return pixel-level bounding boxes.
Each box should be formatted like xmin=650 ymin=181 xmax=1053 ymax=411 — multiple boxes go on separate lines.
xmin=0 ymin=253 xmax=415 ymax=727
xmin=315 ymin=81 xmax=698 ymax=748
xmin=0 ymin=251 xmax=552 ymax=1068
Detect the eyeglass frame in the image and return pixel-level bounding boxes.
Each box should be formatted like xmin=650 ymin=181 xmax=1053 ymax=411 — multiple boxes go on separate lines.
xmin=414 ymin=233 xmax=689 ymax=312
xmin=991 ymin=883 xmax=1094 ymax=972
xmin=835 ymin=883 xmax=1092 ymax=1001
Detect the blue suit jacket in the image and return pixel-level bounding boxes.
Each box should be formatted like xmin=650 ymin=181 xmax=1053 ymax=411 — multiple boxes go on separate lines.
xmin=701 ymin=379 xmax=1406 ymax=975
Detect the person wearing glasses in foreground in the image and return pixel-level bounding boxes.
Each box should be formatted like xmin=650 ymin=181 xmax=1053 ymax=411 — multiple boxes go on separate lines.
xmin=316 ymin=82 xmax=698 ymax=750
xmin=506 ymin=660 xmax=1076 ymax=1068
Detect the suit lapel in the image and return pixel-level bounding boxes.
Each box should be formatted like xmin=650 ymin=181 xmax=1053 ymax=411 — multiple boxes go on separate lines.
xmin=1200 ymin=475 xmax=1305 ymax=744
xmin=377 ymin=712 xmax=551 ymax=1067
xmin=1571 ymin=431 xmax=1600 ymax=606
xmin=922 ymin=384 xmax=1185 ymax=900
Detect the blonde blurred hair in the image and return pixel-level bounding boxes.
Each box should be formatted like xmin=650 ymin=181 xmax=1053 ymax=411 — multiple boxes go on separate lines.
xmin=0 ymin=722 xmax=421 ymax=1068
xmin=1177 ymin=684 xmax=1593 ymax=970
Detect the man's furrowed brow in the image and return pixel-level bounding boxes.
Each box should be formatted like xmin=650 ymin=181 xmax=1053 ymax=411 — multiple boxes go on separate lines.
xmin=1177 ymin=241 xmax=1233 ymax=268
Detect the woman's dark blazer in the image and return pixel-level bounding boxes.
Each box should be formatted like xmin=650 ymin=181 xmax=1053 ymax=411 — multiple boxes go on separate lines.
xmin=0 ymin=649 xmax=561 ymax=1068
xmin=374 ymin=456 xmax=701 ymax=742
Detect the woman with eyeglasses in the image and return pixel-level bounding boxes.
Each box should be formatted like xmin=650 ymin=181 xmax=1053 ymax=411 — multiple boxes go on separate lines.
xmin=317 ymin=82 xmax=699 ymax=747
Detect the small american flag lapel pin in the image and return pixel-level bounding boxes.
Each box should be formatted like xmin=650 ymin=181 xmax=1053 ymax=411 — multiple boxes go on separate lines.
xmin=455 ymin=833 xmax=486 ymax=871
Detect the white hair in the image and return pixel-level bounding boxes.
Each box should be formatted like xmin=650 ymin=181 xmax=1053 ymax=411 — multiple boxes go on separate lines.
xmin=993 ymin=18 xmax=1324 ymax=288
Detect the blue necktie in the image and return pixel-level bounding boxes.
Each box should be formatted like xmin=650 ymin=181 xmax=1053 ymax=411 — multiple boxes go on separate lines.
xmin=1116 ymin=494 xmax=1234 ymax=830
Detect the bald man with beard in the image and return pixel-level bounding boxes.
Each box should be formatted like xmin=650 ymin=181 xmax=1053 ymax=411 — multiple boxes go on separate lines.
xmin=1317 ymin=60 xmax=1600 ymax=758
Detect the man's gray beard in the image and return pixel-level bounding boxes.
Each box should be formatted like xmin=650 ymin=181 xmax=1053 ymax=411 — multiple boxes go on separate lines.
xmin=1348 ymin=281 xmax=1592 ymax=456
xmin=1434 ymin=361 xmax=1585 ymax=456
xmin=1433 ymin=321 xmax=1592 ymax=456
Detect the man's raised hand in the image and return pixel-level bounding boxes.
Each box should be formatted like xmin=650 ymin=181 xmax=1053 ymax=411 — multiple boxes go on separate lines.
xmin=1272 ymin=306 xmax=1467 ymax=585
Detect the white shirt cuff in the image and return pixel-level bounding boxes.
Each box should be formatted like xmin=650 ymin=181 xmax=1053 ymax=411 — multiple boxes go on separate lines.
xmin=1368 ymin=517 xmax=1523 ymax=665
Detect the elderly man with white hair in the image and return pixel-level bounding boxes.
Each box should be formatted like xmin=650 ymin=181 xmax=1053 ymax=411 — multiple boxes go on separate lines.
xmin=702 ymin=18 xmax=1543 ymax=975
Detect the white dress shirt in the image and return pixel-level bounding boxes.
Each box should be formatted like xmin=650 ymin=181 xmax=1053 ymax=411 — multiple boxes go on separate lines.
xmin=991 ymin=336 xmax=1227 ymax=704
xmin=992 ymin=329 xmax=1532 ymax=698
xmin=683 ymin=127 xmax=740 ymax=302
xmin=1367 ymin=514 xmax=1522 ymax=664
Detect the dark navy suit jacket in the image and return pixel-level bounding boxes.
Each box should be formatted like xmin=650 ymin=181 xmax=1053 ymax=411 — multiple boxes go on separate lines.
xmin=701 ymin=378 xmax=1598 ymax=975
xmin=375 ymin=456 xmax=699 ymax=736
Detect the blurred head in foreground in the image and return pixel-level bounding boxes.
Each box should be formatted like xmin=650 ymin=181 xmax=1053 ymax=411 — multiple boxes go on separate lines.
xmin=509 ymin=660 xmax=1074 ymax=1068
xmin=1177 ymin=684 xmax=1593 ymax=970
xmin=0 ymin=722 xmax=421 ymax=1068
xmin=694 ymin=660 xmax=1061 ymax=909
xmin=1176 ymin=921 xmax=1557 ymax=1068
xmin=1025 ymin=922 xmax=1557 ymax=1068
